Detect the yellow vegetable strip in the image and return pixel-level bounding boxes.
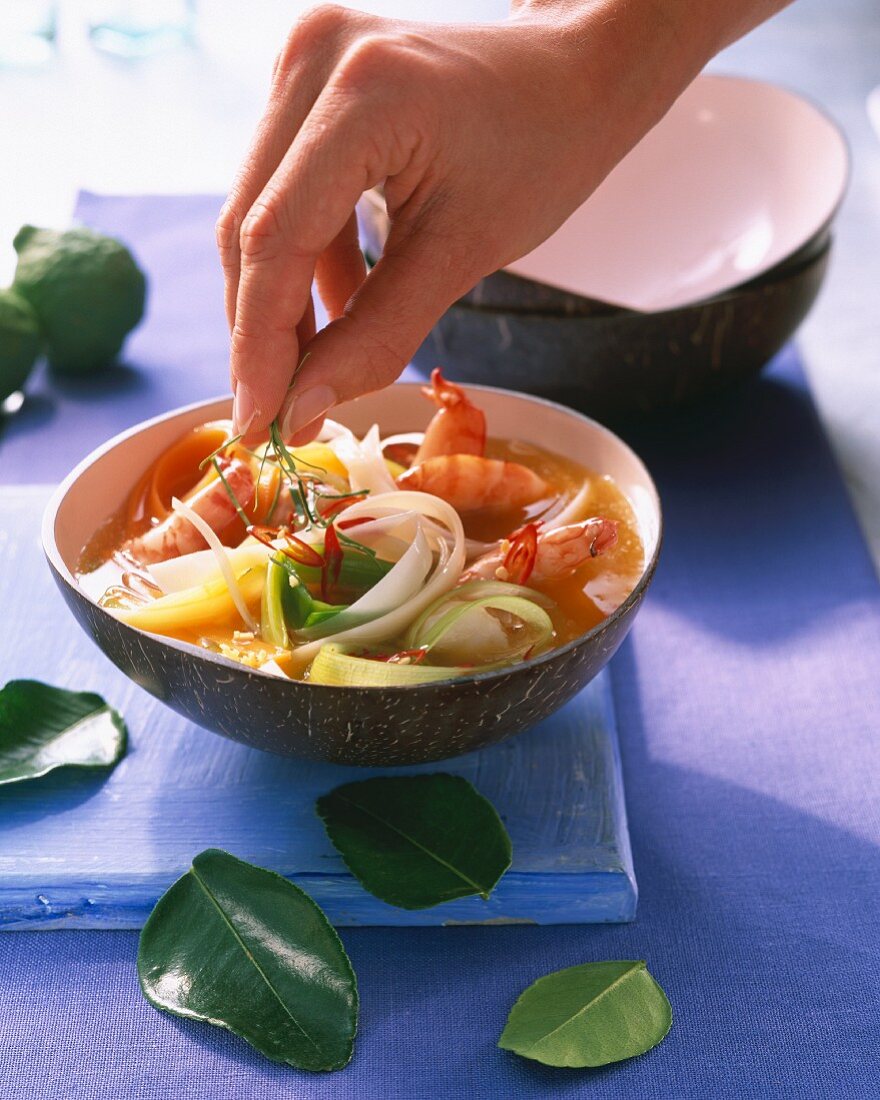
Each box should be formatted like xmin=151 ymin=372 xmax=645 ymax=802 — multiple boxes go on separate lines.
xmin=111 ymin=566 xmax=265 ymax=636
xmin=169 ymin=495 xmax=258 ymax=632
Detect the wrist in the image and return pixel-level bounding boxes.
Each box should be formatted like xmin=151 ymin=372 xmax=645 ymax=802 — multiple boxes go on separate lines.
xmin=510 ymin=0 xmax=718 ymax=135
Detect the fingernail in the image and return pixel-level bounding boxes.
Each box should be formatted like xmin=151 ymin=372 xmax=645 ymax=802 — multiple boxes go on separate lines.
xmin=232 ymin=383 xmax=257 ymax=435
xmin=281 ymin=384 xmax=336 ymax=439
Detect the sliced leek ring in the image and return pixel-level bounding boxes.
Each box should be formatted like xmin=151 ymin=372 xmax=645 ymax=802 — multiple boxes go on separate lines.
xmin=413 ymin=595 xmax=553 ymax=667
xmin=403 ymin=580 xmax=554 ymax=648
xmin=308 ymin=644 xmax=465 ymax=687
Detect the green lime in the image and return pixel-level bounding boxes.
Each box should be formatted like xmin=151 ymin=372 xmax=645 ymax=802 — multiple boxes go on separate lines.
xmin=0 ymin=288 xmax=41 ymax=402
xmin=13 ymin=225 xmax=147 ymax=375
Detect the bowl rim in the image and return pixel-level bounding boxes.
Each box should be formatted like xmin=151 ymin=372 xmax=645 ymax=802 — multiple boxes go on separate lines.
xmin=42 ymin=382 xmax=663 ymax=691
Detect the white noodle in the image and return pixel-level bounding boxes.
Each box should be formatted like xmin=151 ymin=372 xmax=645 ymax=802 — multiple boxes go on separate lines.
xmin=380 ymin=431 xmax=425 ymax=450
xmin=294 ymin=490 xmax=466 ymax=661
xmin=317 ymin=418 xmax=351 ymax=442
xmin=170 ymin=496 xmax=259 ymax=633
xmin=338 ymin=511 xmax=421 ymax=562
xmin=541 ymin=481 xmax=593 ymax=531
xmin=419 ymin=517 xmax=496 ymax=561
xmin=296 ymin=525 xmax=434 ymax=642
xmin=149 ymin=543 xmax=269 ymax=595
xmin=328 ymin=423 xmax=397 ymax=494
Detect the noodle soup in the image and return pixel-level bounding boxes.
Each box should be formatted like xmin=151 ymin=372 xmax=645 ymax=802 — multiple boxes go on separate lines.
xmin=77 ymin=372 xmax=643 ymax=685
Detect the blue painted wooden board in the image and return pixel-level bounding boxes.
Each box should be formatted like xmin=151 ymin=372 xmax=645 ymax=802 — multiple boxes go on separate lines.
xmin=0 ymin=486 xmax=636 ymax=928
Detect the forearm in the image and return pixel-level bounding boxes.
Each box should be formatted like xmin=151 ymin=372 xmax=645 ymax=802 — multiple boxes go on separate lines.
xmin=515 ymin=0 xmax=793 ymax=60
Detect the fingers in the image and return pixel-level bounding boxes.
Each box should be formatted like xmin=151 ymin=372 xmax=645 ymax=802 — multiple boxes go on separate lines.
xmin=229 ymin=93 xmax=395 ymax=436
xmin=315 ymin=212 xmax=367 ymax=320
xmin=297 ymin=293 xmax=317 ymax=348
xmin=289 ymin=415 xmax=326 ymax=448
xmin=233 ymin=297 xmax=315 ymax=442
xmin=225 ymin=22 xmax=447 ymax=439
xmin=278 ymin=224 xmax=473 ymax=440
xmin=216 ymin=5 xmax=368 ymax=331
xmin=230 ymin=28 xmax=433 ymax=438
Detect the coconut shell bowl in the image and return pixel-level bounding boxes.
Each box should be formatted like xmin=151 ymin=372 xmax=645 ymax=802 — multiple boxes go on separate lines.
xmin=43 ymin=385 xmax=661 ymax=766
xmin=358 ymin=74 xmax=848 ymax=421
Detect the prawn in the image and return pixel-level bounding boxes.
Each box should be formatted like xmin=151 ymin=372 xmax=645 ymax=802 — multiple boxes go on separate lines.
xmin=463 ymin=518 xmax=619 ymax=585
xmin=125 ymin=458 xmax=255 ymax=564
xmin=397 ymin=454 xmax=548 ymax=512
xmin=413 ymin=368 xmax=486 ymax=463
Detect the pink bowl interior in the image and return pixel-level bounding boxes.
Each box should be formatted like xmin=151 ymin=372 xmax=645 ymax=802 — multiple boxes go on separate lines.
xmin=505 ymin=74 xmax=847 ymax=311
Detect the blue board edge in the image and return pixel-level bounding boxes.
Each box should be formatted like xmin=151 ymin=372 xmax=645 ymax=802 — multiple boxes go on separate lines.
xmin=0 ymin=669 xmax=637 ymax=930
xmin=0 ymin=868 xmax=636 ymax=930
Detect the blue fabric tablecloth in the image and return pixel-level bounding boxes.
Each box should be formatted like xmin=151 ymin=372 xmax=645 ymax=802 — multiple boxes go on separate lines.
xmin=1 ymin=194 xmax=878 ymax=1099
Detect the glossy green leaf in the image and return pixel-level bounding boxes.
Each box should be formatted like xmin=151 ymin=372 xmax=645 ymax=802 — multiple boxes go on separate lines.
xmin=0 ymin=679 xmax=127 ymax=785
xmin=498 ymin=960 xmax=672 ymax=1068
xmin=138 ymin=848 xmax=358 ymax=1071
xmin=316 ymin=774 xmax=512 ymax=909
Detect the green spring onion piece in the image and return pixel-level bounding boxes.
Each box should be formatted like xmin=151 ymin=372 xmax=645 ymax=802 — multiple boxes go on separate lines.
xmin=308 ymin=645 xmax=467 ymax=687
xmin=211 ymin=457 xmax=251 ymax=527
xmin=448 ymin=579 xmax=555 ymax=608
xmin=282 ymin=577 xmax=316 ymax=630
xmin=260 ymin=557 xmax=290 ymax=648
xmin=269 ymin=553 xmax=349 ymax=631
xmin=272 ymin=554 xmax=317 ymax=630
xmin=303 ymin=600 xmax=349 ymax=630
xmin=409 ymin=596 xmax=554 ymax=668
xmin=294 ymin=549 xmax=393 ymax=594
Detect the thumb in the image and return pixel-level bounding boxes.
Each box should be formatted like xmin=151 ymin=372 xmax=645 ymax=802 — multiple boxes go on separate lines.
xmin=278 ymin=230 xmax=473 ymax=439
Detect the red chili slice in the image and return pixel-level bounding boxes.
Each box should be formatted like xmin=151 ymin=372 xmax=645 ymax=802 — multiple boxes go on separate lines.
xmin=247 ymin=524 xmax=280 ymax=550
xmin=247 ymin=524 xmax=324 ymax=568
xmin=337 ymin=515 xmax=376 ymax=530
xmin=502 ymin=521 xmax=540 ymax=585
xmin=285 ymin=534 xmax=324 ymax=569
xmin=317 ymin=491 xmax=370 ymax=520
xmin=321 ymin=524 xmax=344 ymax=602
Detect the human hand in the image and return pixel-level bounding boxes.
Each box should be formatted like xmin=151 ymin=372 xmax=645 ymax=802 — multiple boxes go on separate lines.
xmin=218 ymin=0 xmax=768 ymax=441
